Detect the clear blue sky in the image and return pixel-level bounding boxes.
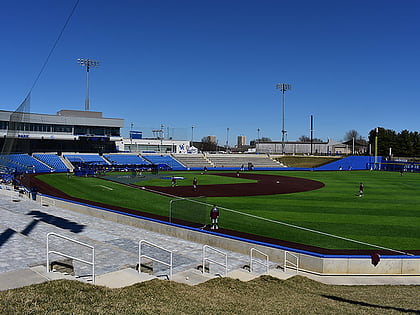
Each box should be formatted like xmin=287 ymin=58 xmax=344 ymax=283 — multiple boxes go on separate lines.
xmin=1 ymin=0 xmax=419 ymax=145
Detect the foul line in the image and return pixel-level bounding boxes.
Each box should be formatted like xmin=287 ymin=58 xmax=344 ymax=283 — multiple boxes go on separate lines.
xmin=166 ymin=196 xmax=413 ymax=256
xmin=136 ymin=185 xmax=412 ymax=256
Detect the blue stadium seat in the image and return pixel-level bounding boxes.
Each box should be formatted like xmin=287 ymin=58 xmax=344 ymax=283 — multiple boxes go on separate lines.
xmin=33 ymin=154 xmax=69 ymax=172
xmin=0 ymin=154 xmax=52 ymax=173
xmin=103 ymin=154 xmax=150 ymax=165
xmin=142 ymin=155 xmax=186 ymax=170
xmin=64 ymin=154 xmax=108 ymax=165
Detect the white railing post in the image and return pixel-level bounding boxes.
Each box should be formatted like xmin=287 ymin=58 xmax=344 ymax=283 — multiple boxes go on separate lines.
xmin=250 ymin=248 xmax=269 ymax=274
xmin=284 ymin=251 xmax=299 ymax=273
xmin=202 ymin=245 xmax=228 ymax=277
xmin=46 ymin=232 xmax=95 ymax=283
xmin=139 ymin=240 xmax=173 ymax=279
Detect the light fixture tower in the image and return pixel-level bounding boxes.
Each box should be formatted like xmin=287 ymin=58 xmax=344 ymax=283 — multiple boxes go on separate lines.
xmin=226 ymin=127 xmax=230 ymax=151
xmin=191 ymin=125 xmax=195 ymax=143
xmin=77 ymin=58 xmax=99 ymax=111
xmin=276 ymin=83 xmax=292 ymax=154
xmin=374 ymin=127 xmax=378 ymax=170
xmin=257 ymin=128 xmax=260 ymax=153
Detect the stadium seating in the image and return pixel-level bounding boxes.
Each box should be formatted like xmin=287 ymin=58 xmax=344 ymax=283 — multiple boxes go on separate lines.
xmin=315 ymin=155 xmax=378 ymax=171
xmin=0 ymin=154 xmax=52 ymax=173
xmin=142 ymin=154 xmax=186 ymax=170
xmin=103 ymin=154 xmax=150 ymax=165
xmin=64 ymin=154 xmax=109 ymax=165
xmin=33 ymin=154 xmax=69 ymax=172
xmin=171 ymin=154 xmax=212 ymax=169
xmin=206 ymin=154 xmax=283 ymax=169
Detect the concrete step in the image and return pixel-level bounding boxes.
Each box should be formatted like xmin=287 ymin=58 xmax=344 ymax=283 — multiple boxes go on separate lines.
xmin=268 ymin=268 xmax=296 ymax=280
xmin=171 ymin=268 xmax=216 ymax=286
xmin=227 ymin=269 xmax=263 ymax=281
xmin=95 ymin=268 xmax=156 ymax=288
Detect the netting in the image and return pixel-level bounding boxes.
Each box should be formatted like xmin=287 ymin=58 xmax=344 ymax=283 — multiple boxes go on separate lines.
xmin=0 ymin=93 xmax=31 ymax=173
xmin=169 ymin=197 xmax=209 ymax=228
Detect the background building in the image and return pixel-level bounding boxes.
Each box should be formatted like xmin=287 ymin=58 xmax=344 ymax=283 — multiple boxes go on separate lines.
xmin=0 ymin=109 xmax=123 ymax=154
xmin=237 ymin=135 xmax=246 ymax=147
xmin=256 ymin=139 xmax=346 ymax=155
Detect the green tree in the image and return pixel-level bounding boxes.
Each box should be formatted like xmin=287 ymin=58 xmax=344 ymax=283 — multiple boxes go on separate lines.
xmin=368 ymin=127 xmax=419 ymax=157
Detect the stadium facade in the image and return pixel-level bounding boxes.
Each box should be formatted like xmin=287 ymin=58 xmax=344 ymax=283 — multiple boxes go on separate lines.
xmin=0 ymin=109 xmax=191 ymax=154
xmin=0 ymin=109 xmax=123 ymax=154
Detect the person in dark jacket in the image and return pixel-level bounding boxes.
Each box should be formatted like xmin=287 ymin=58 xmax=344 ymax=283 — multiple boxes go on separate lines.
xmin=210 ymin=205 xmax=219 ymax=230
xmin=359 ymin=183 xmax=364 ymax=197
xmin=192 ymin=177 xmax=198 ymax=191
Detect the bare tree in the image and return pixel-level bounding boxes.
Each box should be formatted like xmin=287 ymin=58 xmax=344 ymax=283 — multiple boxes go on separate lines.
xmin=299 ymin=135 xmax=324 ymax=143
xmin=344 ymin=130 xmax=361 ymax=141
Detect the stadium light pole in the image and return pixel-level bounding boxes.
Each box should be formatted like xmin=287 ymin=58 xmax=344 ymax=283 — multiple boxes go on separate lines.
xmin=191 ymin=125 xmax=194 ymax=143
xmin=226 ymin=127 xmax=230 ymax=151
xmin=374 ymin=127 xmax=378 ymax=170
xmin=130 ymin=122 xmax=134 ymax=148
xmin=276 ymin=83 xmax=292 ymax=154
xmin=77 ymin=58 xmax=99 ymax=111
xmin=257 ymin=128 xmax=260 ymax=153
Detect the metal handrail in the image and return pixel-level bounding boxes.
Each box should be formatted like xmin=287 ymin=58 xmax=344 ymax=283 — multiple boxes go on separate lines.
xmin=250 ymin=248 xmax=269 ymax=274
xmin=139 ymin=240 xmax=173 ymax=279
xmin=47 ymin=232 xmax=95 ymax=283
xmin=284 ymin=251 xmax=299 ymax=273
xmin=202 ymin=245 xmax=227 ymax=276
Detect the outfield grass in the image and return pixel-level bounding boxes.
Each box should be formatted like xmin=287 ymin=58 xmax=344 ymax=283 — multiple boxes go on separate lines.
xmin=133 ymin=172 xmax=256 ymax=187
xmin=36 ymin=171 xmax=420 ymax=251
xmin=1 ymin=276 xmax=419 ymax=314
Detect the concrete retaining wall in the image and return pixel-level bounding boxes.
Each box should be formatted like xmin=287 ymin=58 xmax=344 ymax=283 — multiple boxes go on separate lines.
xmin=39 ymin=194 xmax=420 ymax=276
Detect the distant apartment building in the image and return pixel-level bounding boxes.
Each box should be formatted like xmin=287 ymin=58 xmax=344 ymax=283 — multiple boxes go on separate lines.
xmin=237 ymin=135 xmax=246 ymax=146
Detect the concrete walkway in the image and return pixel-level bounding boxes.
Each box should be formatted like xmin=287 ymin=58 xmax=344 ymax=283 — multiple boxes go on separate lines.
xmin=0 ymin=187 xmax=419 ymax=290
xmin=0 ymin=188 xmax=278 ymax=290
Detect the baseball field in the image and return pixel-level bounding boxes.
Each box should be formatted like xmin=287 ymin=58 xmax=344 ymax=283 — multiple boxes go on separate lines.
xmin=34 ymin=170 xmax=420 ymax=253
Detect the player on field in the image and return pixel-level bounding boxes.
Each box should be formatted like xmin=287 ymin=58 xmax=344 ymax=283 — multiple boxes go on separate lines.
xmin=210 ymin=204 xmax=219 ymax=230
xmin=193 ymin=177 xmax=198 ymax=191
xmin=359 ymin=182 xmax=364 ymax=197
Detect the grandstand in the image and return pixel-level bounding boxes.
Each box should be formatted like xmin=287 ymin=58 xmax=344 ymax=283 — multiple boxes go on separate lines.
xmin=64 ymin=154 xmax=109 ymax=165
xmin=172 ymin=154 xmax=213 ymax=169
xmin=0 ymin=154 xmax=52 ymax=173
xmin=315 ymin=155 xmax=378 ymax=171
xmin=103 ymin=154 xmax=150 ymax=165
xmin=206 ymin=154 xmax=283 ymax=169
xmin=141 ymin=154 xmax=185 ymax=170
xmin=33 ymin=154 xmax=69 ymax=172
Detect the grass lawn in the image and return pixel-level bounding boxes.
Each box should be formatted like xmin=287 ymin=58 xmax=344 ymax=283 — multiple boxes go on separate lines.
xmin=1 ymin=276 xmax=419 ymax=314
xmin=36 ymin=170 xmax=420 ymax=251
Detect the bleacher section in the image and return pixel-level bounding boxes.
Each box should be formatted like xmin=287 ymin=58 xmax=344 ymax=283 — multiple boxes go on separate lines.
xmin=142 ymin=154 xmax=186 ymax=170
xmin=64 ymin=154 xmax=109 ymax=165
xmin=0 ymin=153 xmax=379 ymax=174
xmin=104 ymin=154 xmax=150 ymax=165
xmin=172 ymin=154 xmax=213 ymax=170
xmin=33 ymin=154 xmax=69 ymax=172
xmin=206 ymin=154 xmax=283 ymax=169
xmin=0 ymin=154 xmax=52 ymax=173
xmin=315 ymin=156 xmax=378 ymax=171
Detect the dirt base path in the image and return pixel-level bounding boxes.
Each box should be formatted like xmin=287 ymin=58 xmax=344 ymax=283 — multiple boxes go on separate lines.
xmin=145 ymin=172 xmax=324 ymax=197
